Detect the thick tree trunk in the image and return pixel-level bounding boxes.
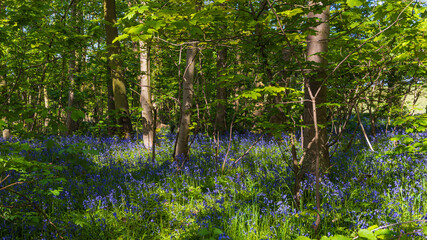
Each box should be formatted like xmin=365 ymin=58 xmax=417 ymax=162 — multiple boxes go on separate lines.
xmin=175 ymin=43 xmax=198 ymax=162
xmin=104 ymin=0 xmax=132 ymax=139
xmin=301 ymin=3 xmax=330 ymax=176
xmin=139 ymin=41 xmax=153 ymax=148
xmin=215 ymin=47 xmax=227 ymax=133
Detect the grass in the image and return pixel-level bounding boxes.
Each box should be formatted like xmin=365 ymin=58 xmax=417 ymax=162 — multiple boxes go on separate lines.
xmin=0 ymin=128 xmax=426 ymax=239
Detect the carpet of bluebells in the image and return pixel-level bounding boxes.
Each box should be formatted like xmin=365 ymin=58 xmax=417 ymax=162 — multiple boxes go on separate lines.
xmin=0 ymin=129 xmax=426 ymax=239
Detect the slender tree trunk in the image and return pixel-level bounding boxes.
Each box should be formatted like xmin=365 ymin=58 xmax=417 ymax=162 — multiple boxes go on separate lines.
xmin=0 ymin=0 xmax=4 ymax=102
xmin=139 ymin=41 xmax=154 ymax=148
xmin=104 ymin=0 xmax=132 ymax=138
xmin=215 ymin=47 xmax=227 ymax=133
xmin=66 ymin=51 xmax=78 ymax=135
xmin=106 ymin=64 xmax=116 ymax=135
xmin=43 ymin=86 xmax=49 ymax=128
xmin=175 ymin=43 xmax=198 ymax=162
xmin=66 ymin=0 xmax=81 ymax=135
xmin=301 ymin=3 xmax=330 ymax=176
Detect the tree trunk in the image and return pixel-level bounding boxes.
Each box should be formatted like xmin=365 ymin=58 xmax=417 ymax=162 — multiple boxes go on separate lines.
xmin=104 ymin=0 xmax=132 ymax=139
xmin=66 ymin=50 xmax=78 ymax=135
xmin=215 ymin=47 xmax=227 ymax=133
xmin=175 ymin=43 xmax=198 ymax=162
xmin=66 ymin=0 xmax=81 ymax=135
xmin=139 ymin=41 xmax=153 ymax=148
xmin=43 ymin=86 xmax=49 ymax=128
xmin=301 ymin=3 xmax=330 ymax=176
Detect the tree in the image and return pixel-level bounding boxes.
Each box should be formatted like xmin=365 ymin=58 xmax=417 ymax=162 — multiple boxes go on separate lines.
xmin=104 ymin=0 xmax=132 ymax=138
xmin=66 ymin=0 xmax=82 ymax=135
xmin=139 ymin=40 xmax=154 ymax=148
xmin=301 ymin=1 xmax=330 ymax=176
xmin=174 ymin=42 xmax=198 ymax=162
xmin=215 ymin=47 xmax=227 ymax=133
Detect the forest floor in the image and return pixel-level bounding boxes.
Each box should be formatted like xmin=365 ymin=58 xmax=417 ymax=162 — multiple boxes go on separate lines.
xmin=0 ymin=127 xmax=426 ymax=239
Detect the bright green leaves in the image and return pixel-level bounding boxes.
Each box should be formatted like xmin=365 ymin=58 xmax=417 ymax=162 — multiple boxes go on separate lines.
xmin=358 ymin=229 xmax=376 ymax=240
xmin=239 ymin=86 xmax=301 ymax=101
xmin=126 ymin=24 xmax=145 ymax=35
xmin=116 ymin=18 xmax=167 ymax=43
xmin=311 ymin=227 xmax=400 ymax=240
xmin=347 ymin=0 xmax=363 ymax=8
xmin=240 ymin=91 xmax=262 ymax=100
xmin=239 ymin=86 xmax=284 ymax=100
xmin=278 ymin=8 xmax=303 ymax=18
xmin=113 ymin=34 xmax=129 ymax=43
xmin=124 ymin=5 xmax=150 ymax=20
xmin=374 ymin=229 xmax=395 ymax=239
xmin=319 ymin=235 xmax=351 ymax=240
xmin=295 ymin=236 xmax=311 ymax=240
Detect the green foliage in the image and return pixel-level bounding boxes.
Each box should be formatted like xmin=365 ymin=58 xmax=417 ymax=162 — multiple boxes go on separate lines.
xmin=347 ymin=0 xmax=363 ymax=8
xmin=197 ymin=227 xmax=224 ymax=240
xmin=358 ymin=229 xmax=376 ymax=240
xmin=388 ymin=114 xmax=427 ymax=154
xmin=0 ymin=140 xmax=66 ymax=227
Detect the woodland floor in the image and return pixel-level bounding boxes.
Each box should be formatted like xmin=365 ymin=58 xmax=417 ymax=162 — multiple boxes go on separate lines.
xmin=0 ymin=128 xmax=426 ymax=239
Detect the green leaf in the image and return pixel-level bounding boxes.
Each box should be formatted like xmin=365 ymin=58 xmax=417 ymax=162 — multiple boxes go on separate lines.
xmin=197 ymin=228 xmax=210 ymax=236
xmin=212 ymin=228 xmax=223 ymax=235
xmin=135 ymin=5 xmax=149 ymax=14
xmin=358 ymin=229 xmax=376 ymax=240
xmin=390 ymin=137 xmax=400 ymax=141
xmin=113 ymin=34 xmax=129 ymax=43
xmin=25 ymin=118 xmax=34 ymax=124
xmin=146 ymin=20 xmax=166 ymax=30
xmin=347 ymin=0 xmax=363 ymax=8
xmin=279 ymin=8 xmax=303 ymax=18
xmin=423 ymin=226 xmax=427 ymax=235
xmin=402 ymin=136 xmax=414 ymax=144
xmin=330 ymin=235 xmax=351 ymax=240
xmin=50 ymin=189 xmax=61 ymax=196
xmin=374 ymin=229 xmax=395 ymax=237
xmin=295 ymin=237 xmax=311 ymax=240
xmin=0 ymin=119 xmax=6 ymax=127
xmin=71 ymin=109 xmax=85 ymax=121
xmin=127 ymin=24 xmax=145 ymax=35
xmin=368 ymin=225 xmax=378 ymax=231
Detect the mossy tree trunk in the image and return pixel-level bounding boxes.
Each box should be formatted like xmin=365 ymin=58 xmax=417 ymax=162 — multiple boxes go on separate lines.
xmin=104 ymin=0 xmax=132 ymax=139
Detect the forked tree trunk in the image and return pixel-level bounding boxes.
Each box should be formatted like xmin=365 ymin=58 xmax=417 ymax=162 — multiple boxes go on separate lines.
xmin=300 ymin=2 xmax=331 ymax=232
xmin=175 ymin=43 xmax=198 ymax=162
xmin=104 ymin=0 xmax=132 ymax=139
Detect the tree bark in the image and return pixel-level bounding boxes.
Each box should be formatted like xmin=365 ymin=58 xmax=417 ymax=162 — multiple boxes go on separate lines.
xmin=301 ymin=2 xmax=330 ymax=176
xmin=104 ymin=0 xmax=132 ymax=139
xmin=66 ymin=0 xmax=82 ymax=135
xmin=215 ymin=47 xmax=227 ymax=133
xmin=175 ymin=43 xmax=198 ymax=162
xmin=139 ymin=41 xmax=154 ymax=148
